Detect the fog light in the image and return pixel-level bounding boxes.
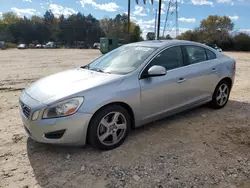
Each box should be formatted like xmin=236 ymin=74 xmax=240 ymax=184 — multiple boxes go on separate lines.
xmin=32 ymin=110 xmax=40 ymax=121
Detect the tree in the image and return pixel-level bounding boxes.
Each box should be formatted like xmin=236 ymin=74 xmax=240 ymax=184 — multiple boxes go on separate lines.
xmin=131 ymin=25 xmax=143 ymax=42
xmin=177 ymin=29 xmax=202 ymax=42
xmin=0 ymin=11 xmax=142 ymax=46
xmin=159 ymin=34 xmax=172 ymax=40
xmin=165 ymin=34 xmax=172 ymax=40
xmin=43 ymin=10 xmax=59 ymax=41
xmin=31 ymin=16 xmax=43 ymax=24
xmin=100 ymin=14 xmax=142 ymax=43
xmin=0 ymin=12 xmax=20 ymax=41
xmin=176 ymin=15 xmax=250 ymax=51
xmin=44 ymin=10 xmax=55 ymax=26
xmin=200 ymin=15 xmax=234 ymax=43
xmin=233 ymin=33 xmax=250 ymax=51
xmin=2 ymin=12 xmax=20 ymax=24
xmin=177 ymin=15 xmax=235 ymax=44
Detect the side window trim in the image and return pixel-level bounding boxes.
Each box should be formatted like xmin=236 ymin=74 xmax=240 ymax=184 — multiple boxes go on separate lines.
xmin=139 ymin=45 xmax=184 ymax=79
xmin=180 ymin=45 xmax=189 ymax=66
xmin=205 ymin=49 xmax=209 ymax=60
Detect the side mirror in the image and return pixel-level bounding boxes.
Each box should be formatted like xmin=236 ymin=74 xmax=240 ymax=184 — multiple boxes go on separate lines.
xmin=147 ymin=65 xmax=166 ymax=77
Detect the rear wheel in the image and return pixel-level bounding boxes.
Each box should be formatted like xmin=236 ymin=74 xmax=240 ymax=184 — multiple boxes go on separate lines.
xmin=88 ymin=105 xmax=131 ymax=150
xmin=210 ymin=80 xmax=230 ymax=109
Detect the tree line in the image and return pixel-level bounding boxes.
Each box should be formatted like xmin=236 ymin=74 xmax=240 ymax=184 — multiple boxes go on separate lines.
xmin=0 ymin=11 xmax=143 ymax=47
xmin=1 ymin=12 xmax=249 ymax=51
xmin=177 ymin=15 xmax=250 ymax=51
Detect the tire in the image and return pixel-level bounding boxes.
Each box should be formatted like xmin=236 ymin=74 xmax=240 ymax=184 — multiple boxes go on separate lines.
xmin=88 ymin=105 xmax=131 ymax=150
xmin=210 ymin=80 xmax=231 ymax=109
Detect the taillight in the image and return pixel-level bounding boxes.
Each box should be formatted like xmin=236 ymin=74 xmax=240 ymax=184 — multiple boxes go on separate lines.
xmin=233 ymin=59 xmax=236 ymax=71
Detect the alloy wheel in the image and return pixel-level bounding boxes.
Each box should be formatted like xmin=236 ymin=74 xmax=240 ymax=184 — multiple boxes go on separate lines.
xmin=97 ymin=112 xmax=127 ymax=146
xmin=216 ymin=84 xmax=229 ymax=106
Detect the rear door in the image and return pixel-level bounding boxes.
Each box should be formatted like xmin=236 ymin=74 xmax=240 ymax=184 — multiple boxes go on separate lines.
xmin=181 ymin=45 xmax=219 ymax=103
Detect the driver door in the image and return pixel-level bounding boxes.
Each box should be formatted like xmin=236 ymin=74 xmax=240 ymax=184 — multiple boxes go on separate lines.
xmin=139 ymin=46 xmax=190 ymax=123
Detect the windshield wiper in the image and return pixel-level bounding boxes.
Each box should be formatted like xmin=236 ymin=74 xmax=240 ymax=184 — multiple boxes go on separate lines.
xmin=81 ymin=65 xmax=89 ymax=69
xmin=87 ymin=67 xmax=111 ymax=74
xmin=89 ymin=68 xmax=104 ymax=73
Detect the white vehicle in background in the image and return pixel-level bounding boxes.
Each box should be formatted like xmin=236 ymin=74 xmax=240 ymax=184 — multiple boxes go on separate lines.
xmin=35 ymin=44 xmax=44 ymax=48
xmin=45 ymin=42 xmax=57 ymax=48
xmin=205 ymin=43 xmax=222 ymax=52
xmin=17 ymin=44 xmax=28 ymax=49
xmin=93 ymin=42 xmax=100 ymax=49
xmin=217 ymin=47 xmax=223 ymax=52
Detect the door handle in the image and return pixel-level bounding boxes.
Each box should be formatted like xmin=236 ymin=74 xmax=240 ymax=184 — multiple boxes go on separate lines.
xmin=177 ymin=77 xmax=187 ymax=83
xmin=211 ymin=68 xmax=218 ymax=72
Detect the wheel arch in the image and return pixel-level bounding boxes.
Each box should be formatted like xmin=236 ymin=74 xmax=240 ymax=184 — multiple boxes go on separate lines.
xmin=210 ymin=76 xmax=232 ymax=109
xmin=218 ymin=77 xmax=232 ymax=90
xmin=86 ymin=101 xmax=135 ymax=143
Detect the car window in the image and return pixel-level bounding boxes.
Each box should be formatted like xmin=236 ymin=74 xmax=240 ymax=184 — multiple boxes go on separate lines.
xmin=184 ymin=46 xmax=207 ymax=64
xmin=149 ymin=46 xmax=183 ymax=71
xmin=87 ymin=45 xmax=156 ymax=74
xmin=206 ymin=49 xmax=216 ymax=60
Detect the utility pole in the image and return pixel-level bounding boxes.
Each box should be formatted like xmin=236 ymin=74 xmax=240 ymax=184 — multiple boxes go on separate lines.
xmin=128 ymin=0 xmax=131 ymax=42
xmin=175 ymin=0 xmax=179 ymax=37
xmin=154 ymin=9 xmax=157 ymax=40
xmin=157 ymin=0 xmax=162 ymax=40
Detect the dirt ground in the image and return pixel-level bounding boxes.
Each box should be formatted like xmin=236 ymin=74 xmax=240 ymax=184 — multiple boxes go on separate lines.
xmin=0 ymin=49 xmax=250 ymax=188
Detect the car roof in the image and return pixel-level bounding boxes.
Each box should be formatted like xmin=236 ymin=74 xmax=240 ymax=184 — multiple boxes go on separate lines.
xmin=126 ymin=39 xmax=223 ymax=56
xmin=127 ymin=39 xmax=206 ymax=48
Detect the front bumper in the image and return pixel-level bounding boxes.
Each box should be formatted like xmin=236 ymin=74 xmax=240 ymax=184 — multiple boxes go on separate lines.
xmin=19 ymin=91 xmax=92 ymax=146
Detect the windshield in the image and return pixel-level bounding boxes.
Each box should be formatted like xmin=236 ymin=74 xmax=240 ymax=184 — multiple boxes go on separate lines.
xmin=86 ymin=46 xmax=156 ymax=74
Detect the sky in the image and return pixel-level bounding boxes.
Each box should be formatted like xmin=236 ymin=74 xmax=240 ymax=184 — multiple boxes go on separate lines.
xmin=0 ymin=0 xmax=249 ymax=38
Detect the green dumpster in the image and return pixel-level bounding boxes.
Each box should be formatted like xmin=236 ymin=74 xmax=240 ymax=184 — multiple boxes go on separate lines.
xmin=100 ymin=37 xmax=119 ymax=54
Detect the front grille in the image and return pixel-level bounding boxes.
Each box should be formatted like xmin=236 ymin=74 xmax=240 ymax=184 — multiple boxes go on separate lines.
xmin=20 ymin=101 xmax=31 ymax=118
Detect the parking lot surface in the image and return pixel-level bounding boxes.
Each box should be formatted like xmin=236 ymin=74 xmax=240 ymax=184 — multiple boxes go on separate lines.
xmin=0 ymin=49 xmax=250 ymax=188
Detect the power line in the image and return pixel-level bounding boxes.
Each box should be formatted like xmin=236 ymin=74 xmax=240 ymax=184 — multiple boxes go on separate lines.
xmin=162 ymin=0 xmax=171 ymax=37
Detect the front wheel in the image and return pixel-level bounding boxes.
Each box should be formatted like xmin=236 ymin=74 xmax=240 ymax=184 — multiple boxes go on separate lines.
xmin=210 ymin=80 xmax=231 ymax=109
xmin=88 ymin=105 xmax=131 ymax=150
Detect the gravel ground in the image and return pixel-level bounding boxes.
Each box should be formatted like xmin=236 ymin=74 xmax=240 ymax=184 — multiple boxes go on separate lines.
xmin=0 ymin=49 xmax=250 ymax=188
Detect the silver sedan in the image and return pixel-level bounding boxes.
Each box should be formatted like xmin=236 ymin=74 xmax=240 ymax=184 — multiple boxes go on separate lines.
xmin=19 ymin=40 xmax=235 ymax=150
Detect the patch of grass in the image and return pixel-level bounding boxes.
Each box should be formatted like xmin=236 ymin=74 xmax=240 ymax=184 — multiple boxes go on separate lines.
xmin=6 ymin=43 xmax=17 ymax=48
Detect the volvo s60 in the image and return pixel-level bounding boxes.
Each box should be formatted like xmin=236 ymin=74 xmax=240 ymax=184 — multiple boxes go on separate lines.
xmin=19 ymin=40 xmax=235 ymax=150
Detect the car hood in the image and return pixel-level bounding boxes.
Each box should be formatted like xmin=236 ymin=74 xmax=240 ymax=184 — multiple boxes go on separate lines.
xmin=25 ymin=68 xmax=124 ymax=104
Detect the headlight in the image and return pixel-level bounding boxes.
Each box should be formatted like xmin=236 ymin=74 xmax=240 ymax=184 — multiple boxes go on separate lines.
xmin=43 ymin=97 xmax=84 ymax=119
